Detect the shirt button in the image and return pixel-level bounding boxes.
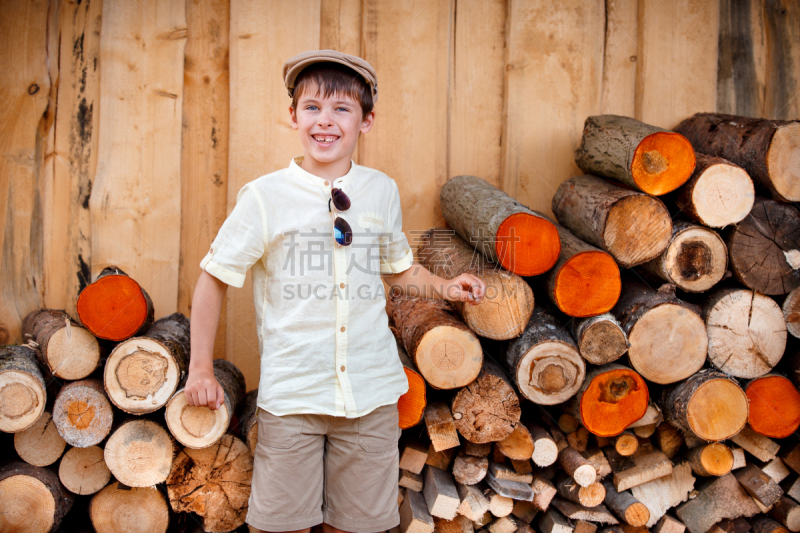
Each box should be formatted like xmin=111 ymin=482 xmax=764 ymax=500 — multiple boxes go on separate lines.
xmin=340 ymin=365 xmax=346 ymax=372
xmin=339 ymin=283 xmax=345 ymax=288
xmin=324 ymin=181 xmax=329 ymax=186
xmin=340 ymin=326 xmax=346 ymax=332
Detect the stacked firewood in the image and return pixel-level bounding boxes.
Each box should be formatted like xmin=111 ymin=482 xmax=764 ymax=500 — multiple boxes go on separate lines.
xmin=388 ymin=113 xmax=800 ymax=533
xmin=0 ymin=267 xmax=253 ymax=533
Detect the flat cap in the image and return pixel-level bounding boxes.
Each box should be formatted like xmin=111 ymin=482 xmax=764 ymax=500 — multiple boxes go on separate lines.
xmin=283 ymin=49 xmax=378 ymax=103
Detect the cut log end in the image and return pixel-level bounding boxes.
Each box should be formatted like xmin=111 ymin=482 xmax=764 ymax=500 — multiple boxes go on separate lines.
xmin=604 ymin=195 xmax=673 ymax=268
xmin=165 ymin=390 xmax=231 ymax=449
xmin=573 ymin=464 xmax=598 ymax=487
xmin=0 ymin=371 xmax=46 ymax=433
xmin=687 ymin=377 xmax=749 ymax=441
xmin=464 ymin=273 xmax=534 ymax=340
xmin=14 ymin=412 xmax=66 ymax=467
xmin=785 ymin=288 xmax=800 ymax=339
xmin=76 ymin=272 xmax=152 ymax=341
xmin=746 ymin=375 xmax=800 ymax=438
xmin=579 ymin=367 xmax=649 ymax=438
xmin=59 ymin=446 xmax=111 ymax=495
xmin=554 ymin=251 xmax=621 ymax=317
xmin=516 ymin=342 xmax=585 ymax=406
xmin=0 ymin=474 xmax=58 ymax=532
xmin=631 ymin=132 xmax=696 ymax=195
xmin=661 ymin=227 xmax=727 ymax=293
xmin=53 ymin=380 xmax=113 ymax=448
xmin=691 ymin=443 xmax=734 ymax=476
xmin=496 ymin=213 xmax=561 ymax=276
xmin=46 ymin=326 xmax=101 ymax=380
xmin=574 ymin=315 xmax=629 ymax=366
xmin=767 ymin=122 xmax=800 ymax=202
xmin=90 ymin=483 xmax=169 ymax=533
xmin=104 ymin=420 xmax=174 ymax=487
xmin=685 ymin=162 xmax=754 ymax=228
xmin=104 ymin=338 xmax=181 ymax=413
xmin=416 ymin=326 xmax=483 ymax=390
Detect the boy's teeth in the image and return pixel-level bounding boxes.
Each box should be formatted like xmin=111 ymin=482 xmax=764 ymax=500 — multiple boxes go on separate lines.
xmin=315 ymin=136 xmax=337 ymax=143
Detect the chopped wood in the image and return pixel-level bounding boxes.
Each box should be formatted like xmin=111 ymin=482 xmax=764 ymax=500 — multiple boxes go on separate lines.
xmin=552 ymin=175 xmax=672 ymax=268
xmin=731 ymin=427 xmax=781 ymax=463
xmin=736 ymin=464 xmax=784 ymax=508
xmin=475 ymin=509 xmax=495 ymax=527
xmin=560 ymin=414 xmax=582 ymax=434
xmin=633 ymin=425 xmax=657 ymax=439
xmin=733 ymin=448 xmax=748 ymax=470
xmin=750 ymin=516 xmax=790 ymax=533
xmin=105 ymin=419 xmax=175 ymax=487
xmin=583 ymin=448 xmax=613 ymax=480
xmin=457 ymin=483 xmax=492 ymax=522
xmin=13 ymin=411 xmax=65 ymax=467
xmin=465 ymin=442 xmax=493 ymax=457
xmin=575 ymin=115 xmax=696 ymax=195
xmin=704 ymin=289 xmax=787 ymax=378
xmin=569 ymin=427 xmax=591 ymax=453
xmin=608 ymin=445 xmax=674 ymax=491
xmin=425 ymin=402 xmax=462 ymax=451
xmin=387 ymin=294 xmax=484 ymax=390
xmin=451 ymin=356 xmax=521 ymax=443
xmin=603 ymin=481 xmax=651 ymax=526
xmin=574 ymin=365 xmax=650 ymax=439
xmin=640 ymin=221 xmax=728 ymax=293
xmin=528 ymin=423 xmax=559 ymax=467
xmin=512 ymin=459 xmax=533 ymax=475
xmin=487 ymin=515 xmax=520 ymax=533
xmin=58 ymin=445 xmax=111 ymax=495
xmin=576 ymin=520 xmax=600 ymax=533
xmin=784 ymin=288 xmax=800 ymax=339
xmin=512 ymin=498 xmax=540 ymax=524
xmin=483 ymin=486 xmax=514 ymax=517
xmin=556 ymin=475 xmax=606 ymax=507
xmin=745 ymin=376 xmax=800 ymax=438
xmin=417 ymin=227 xmax=534 ymax=340
xmin=538 ymin=508 xmax=575 ymax=533
xmin=485 ymin=468 xmax=535 ymax=501
xmin=53 ymin=378 xmax=114 ymax=447
xmin=559 ymin=446 xmax=598 ymax=487
xmin=489 ymin=461 xmax=533 ymax=484
xmin=436 ymin=515 xmax=475 ymax=533
xmin=769 ymin=497 xmax=800 ymax=532
xmin=662 ymin=369 xmax=748 ymax=441
xmin=782 ymin=477 xmax=800 ymax=502
xmin=552 ymin=497 xmax=619 ymax=524
xmin=400 ymin=487 xmax=435 ymax=533
xmin=440 ymin=175 xmax=561 ymax=276
xmin=570 ymin=313 xmax=629 ymax=366
xmin=0 ymin=461 xmax=74 ymax=532
xmin=613 ymin=280 xmax=707 ymax=385
xmin=0 ymin=345 xmax=47 ymax=432
xmin=711 ymin=518 xmax=753 ymax=533
xmin=454 ymin=452 xmax=489 ymax=485
xmin=427 ymin=443 xmax=457 ymax=470
xmin=401 ymin=469 xmax=424 ymax=492
xmin=675 ymin=473 xmax=761 ymax=533
xmin=762 ymin=459 xmax=791 ymax=484
xmin=653 ymin=515 xmax=686 ymax=533
xmin=401 ymin=438 xmax=431 ymax=474
xmin=627 ymin=402 xmax=664 ymax=429
xmin=497 ymin=423 xmax=534 ymax=461
xmin=674 ymin=153 xmax=755 ymax=228
xmin=688 ymin=443 xmax=735 ymax=477
xmin=90 ymin=482 xmax=169 ymax=533
xmin=782 ymin=445 xmax=800 ymax=475
xmin=631 ymin=462 xmax=695 ymax=528
xmin=424 ymin=465 xmax=461 ymax=519
xmin=21 ymin=308 xmax=101 ymax=380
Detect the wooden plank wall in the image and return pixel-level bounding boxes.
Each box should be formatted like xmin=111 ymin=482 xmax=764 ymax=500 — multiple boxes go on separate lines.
xmin=1 ymin=0 xmax=798 ymax=389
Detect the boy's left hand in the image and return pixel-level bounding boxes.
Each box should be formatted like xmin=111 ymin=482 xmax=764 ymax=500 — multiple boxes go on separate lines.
xmin=444 ymin=274 xmax=486 ymax=305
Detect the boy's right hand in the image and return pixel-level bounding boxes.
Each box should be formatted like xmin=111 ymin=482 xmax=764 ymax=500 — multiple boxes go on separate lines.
xmin=185 ymin=367 xmax=225 ymax=410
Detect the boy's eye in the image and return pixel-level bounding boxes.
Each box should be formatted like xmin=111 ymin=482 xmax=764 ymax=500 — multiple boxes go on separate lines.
xmin=337 ymin=107 xmax=349 ymax=112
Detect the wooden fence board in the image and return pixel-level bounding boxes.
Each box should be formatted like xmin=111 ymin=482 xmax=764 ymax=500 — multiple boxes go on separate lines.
xmin=602 ymin=0 xmax=638 ymax=116
xmin=764 ymin=0 xmax=800 ymax=120
xmin=717 ymin=0 xmax=767 ymax=117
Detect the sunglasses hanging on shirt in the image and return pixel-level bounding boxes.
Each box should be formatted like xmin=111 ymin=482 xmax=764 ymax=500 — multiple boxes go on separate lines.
xmin=329 ymin=188 xmax=352 ymax=246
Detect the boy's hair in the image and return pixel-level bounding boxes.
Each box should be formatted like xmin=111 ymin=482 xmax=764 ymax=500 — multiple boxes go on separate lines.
xmin=291 ymin=62 xmax=374 ymax=119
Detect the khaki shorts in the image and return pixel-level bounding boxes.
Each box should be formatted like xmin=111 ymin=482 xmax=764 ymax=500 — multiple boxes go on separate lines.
xmin=246 ymin=403 xmax=402 ymax=532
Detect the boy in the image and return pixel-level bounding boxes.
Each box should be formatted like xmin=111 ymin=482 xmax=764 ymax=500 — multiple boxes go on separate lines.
xmin=185 ymin=50 xmax=486 ymax=533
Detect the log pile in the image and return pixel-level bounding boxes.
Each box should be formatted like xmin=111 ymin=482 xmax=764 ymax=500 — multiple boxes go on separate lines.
xmin=0 ymin=267 xmax=252 ymax=532
xmin=388 ymin=112 xmax=800 ymax=533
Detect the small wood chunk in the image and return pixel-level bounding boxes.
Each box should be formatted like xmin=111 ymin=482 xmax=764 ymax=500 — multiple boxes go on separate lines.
xmin=483 ymin=486 xmax=514 ymax=517
xmin=556 ymin=475 xmax=606 ymax=508
xmin=559 ymin=446 xmax=597 ymax=487
xmin=512 ymin=498 xmax=539 ymax=524
xmin=487 ymin=515 xmax=520 ymax=533
xmin=427 ymin=444 xmax=457 ymax=470
xmin=532 ymin=474 xmax=559 ymax=511
xmin=538 ymin=508 xmax=575 ymax=533
xmin=608 ymin=446 xmax=673 ymax=491
xmin=735 ymin=464 xmax=784 ymax=507
xmin=497 ymin=423 xmax=535 ymax=461
xmin=568 ymin=427 xmax=591 ymax=453
xmin=401 ymin=439 xmax=431 ymax=475
xmin=653 ymin=515 xmax=686 ymax=533
xmin=762 ymin=459 xmax=791 ymax=484
xmin=731 ymin=426 xmax=780 ymax=462
xmin=782 ymin=477 xmax=800 ymax=502
xmin=583 ymin=448 xmax=613 ymax=480
xmin=603 ymin=481 xmax=650 ymax=526
xmin=400 ymin=487 xmax=435 ymax=533
xmin=488 ymin=461 xmax=531 ymax=484
xmin=529 ymin=423 xmax=559 ymax=467
xmin=575 ymin=520 xmax=599 ymax=533
xmin=423 ymin=465 xmax=460 ymax=519
xmin=631 ymin=462 xmax=695 ymax=528
xmin=615 ymin=432 xmax=640 ymax=457
xmin=552 ymin=497 xmax=619 ymax=524
xmin=485 ymin=469 xmax=535 ymax=501
xmin=710 ymin=518 xmax=753 ymax=533
xmin=628 ymin=402 xmax=664 ymax=428
xmin=14 ymin=411 xmax=66 ymax=467
xmin=512 ymin=459 xmax=533 ymax=475
xmin=465 ymin=442 xmax=493 ymax=457
xmin=457 ymin=483 xmax=491 ymax=522
xmin=782 ymin=445 xmax=800 ymax=475
xmin=401 ymin=469 xmax=424 ymax=492
xmin=436 ymin=515 xmax=476 ymax=533
xmin=688 ymin=443 xmax=734 ymax=477
xmin=633 ymin=425 xmax=657 ymax=439
xmin=751 ymin=516 xmax=790 ymax=533
xmin=454 ymin=452 xmax=489 ymax=486
xmin=732 ymin=448 xmax=747 ymax=470
xmin=784 ymin=288 xmax=800 ymax=339
xmin=474 ymin=510 xmax=494 ymax=527
xmin=491 ymin=444 xmax=508 ymax=465
xmin=656 ymin=423 xmax=684 ymax=460
xmin=770 ymin=497 xmax=800 ymax=532
xmin=425 ymin=402 xmax=461 ymax=452
xmin=675 ymin=473 xmax=760 ymax=533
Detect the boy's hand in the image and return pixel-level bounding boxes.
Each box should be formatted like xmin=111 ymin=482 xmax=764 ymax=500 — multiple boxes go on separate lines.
xmin=444 ymin=274 xmax=486 ymax=305
xmin=185 ymin=367 xmax=225 ymax=410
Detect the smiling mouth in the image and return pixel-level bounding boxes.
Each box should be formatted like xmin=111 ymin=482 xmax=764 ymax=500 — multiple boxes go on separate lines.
xmin=312 ymin=135 xmax=339 ymax=144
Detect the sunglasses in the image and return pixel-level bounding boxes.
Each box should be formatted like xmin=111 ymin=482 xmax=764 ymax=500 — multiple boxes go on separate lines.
xmin=328 ymin=188 xmax=352 ymax=246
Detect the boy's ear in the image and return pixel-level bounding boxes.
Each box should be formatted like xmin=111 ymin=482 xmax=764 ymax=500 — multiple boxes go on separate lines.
xmin=360 ymin=110 xmax=375 ymax=135
xmin=289 ymin=106 xmax=298 ymax=129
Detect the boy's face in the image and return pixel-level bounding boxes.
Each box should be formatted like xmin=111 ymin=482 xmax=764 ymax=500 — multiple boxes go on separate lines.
xmin=290 ymin=82 xmax=374 ymax=169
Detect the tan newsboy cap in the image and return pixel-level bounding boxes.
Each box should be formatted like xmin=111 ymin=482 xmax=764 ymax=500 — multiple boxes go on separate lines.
xmin=283 ymin=49 xmax=378 ymax=103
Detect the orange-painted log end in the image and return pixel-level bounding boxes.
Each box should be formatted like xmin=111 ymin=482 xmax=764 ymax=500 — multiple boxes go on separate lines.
xmin=398 ymin=367 xmax=427 ymax=429
xmin=580 ymin=368 xmax=649 ymax=437
xmin=496 ymin=213 xmax=561 ymax=276
xmin=746 ymin=375 xmax=800 ymax=438
xmin=631 ymin=132 xmax=696 ymax=196
xmin=76 ymin=275 xmax=150 ymax=341
xmin=554 ymin=251 xmax=621 ymax=317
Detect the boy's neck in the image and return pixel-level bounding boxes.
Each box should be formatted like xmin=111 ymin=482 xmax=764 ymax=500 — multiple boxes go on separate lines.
xmin=299 ymin=154 xmax=353 ymax=181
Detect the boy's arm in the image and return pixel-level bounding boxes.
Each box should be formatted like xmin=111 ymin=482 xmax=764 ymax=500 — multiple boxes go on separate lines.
xmin=186 ymin=270 xmax=227 ymax=410
xmin=381 ymin=261 xmax=485 ymax=304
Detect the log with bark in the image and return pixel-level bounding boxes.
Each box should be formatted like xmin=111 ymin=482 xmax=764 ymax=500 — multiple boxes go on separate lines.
xmin=770 ymin=497 xmax=800 ymax=532
xmin=440 ymin=175 xmax=561 ymax=276
xmin=784 ymin=288 xmax=800 ymax=339
xmin=13 ymin=411 xmax=65 ymax=467
xmin=735 ymin=464 xmax=784 ymax=508
xmin=238 ymin=389 xmax=259 ymax=454
xmin=726 ymin=198 xmax=800 ymax=295
xmin=630 ymin=461 xmax=695 ymax=527
xmin=687 ymin=443 xmax=735 ymax=477
xmin=603 ymin=481 xmax=651 ymax=527
xmin=572 ymin=365 xmax=649 ymax=438
xmin=104 ymin=418 xmax=176 ymax=487
xmin=606 ymin=445 xmax=674 ymax=492
xmin=543 ymin=224 xmax=622 ymax=317
xmin=704 ymin=288 xmax=787 ymax=378
xmin=104 ymin=312 xmax=190 ymax=414
xmin=76 ymin=266 xmax=155 ymax=341
xmin=417 ymin=227 xmax=535 ymax=339
xmin=570 ymin=313 xmax=629 ymax=366
xmin=745 ymin=375 xmax=800 ymax=439
xmin=166 ymin=433 xmax=252 ymax=532
xmin=90 ymin=482 xmax=170 ymax=533
xmin=612 ymin=280 xmax=707 ymax=385
xmin=574 ymin=115 xmax=696 ymax=196
xmin=640 ymin=221 xmax=728 ymax=293
xmin=58 ymin=445 xmax=111 ymax=495
xmin=552 ymin=175 xmax=673 ymax=268
xmin=451 ymin=356 xmax=521 ymax=443
xmin=0 ymin=461 xmax=74 ymax=532
xmin=674 ymin=153 xmax=755 ymax=228
xmin=0 ymin=344 xmax=47 ymax=432
xmin=673 ymin=113 xmax=800 ymax=203
xmin=387 ymin=294 xmax=484 ymax=390
xmin=21 ymin=308 xmax=101 ymax=380
xmin=52 ymin=378 xmax=114 ymax=447
xmin=165 ymin=358 xmax=245 ymax=449
xmin=661 ymin=370 xmax=749 ymax=442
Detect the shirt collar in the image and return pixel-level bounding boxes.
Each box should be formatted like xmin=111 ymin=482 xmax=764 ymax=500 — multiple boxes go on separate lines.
xmin=290 ymin=156 xmax=356 ymax=189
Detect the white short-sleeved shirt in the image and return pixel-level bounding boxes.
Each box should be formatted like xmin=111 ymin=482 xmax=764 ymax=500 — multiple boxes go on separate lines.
xmin=200 ymin=156 xmax=413 ymax=418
